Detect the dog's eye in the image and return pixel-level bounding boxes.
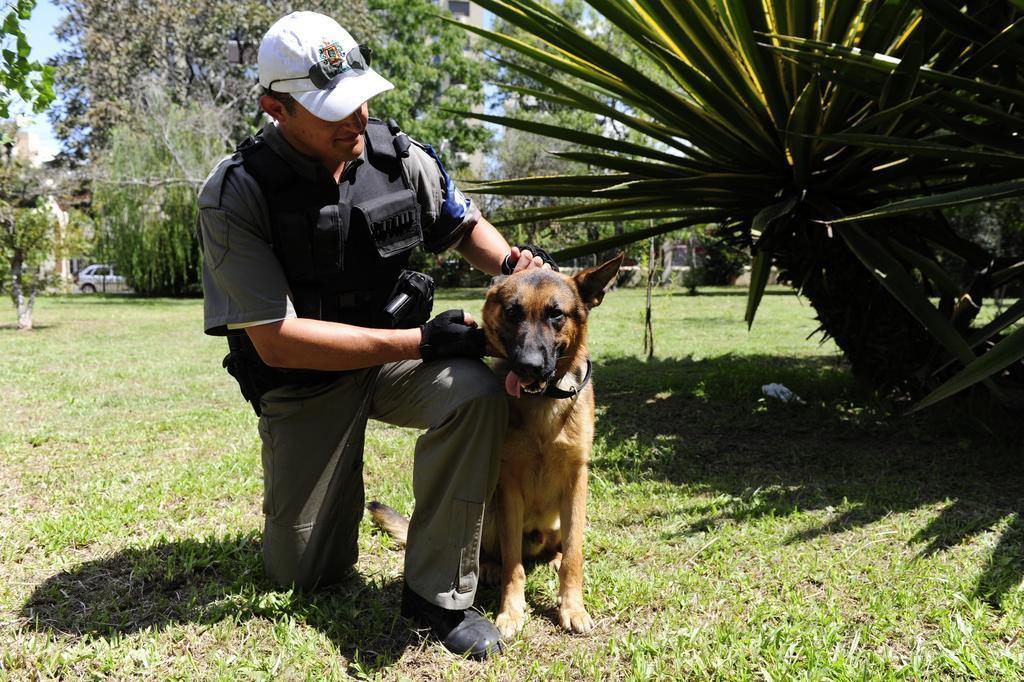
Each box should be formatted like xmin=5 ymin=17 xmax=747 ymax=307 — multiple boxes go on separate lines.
xmin=504 ymin=304 xmax=524 ymax=323
xmin=547 ymin=307 xmax=564 ymax=321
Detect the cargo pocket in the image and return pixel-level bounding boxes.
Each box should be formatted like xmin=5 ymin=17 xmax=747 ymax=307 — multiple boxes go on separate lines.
xmin=451 ymin=498 xmax=484 ymax=594
xmin=257 ymin=389 xmax=307 ymax=520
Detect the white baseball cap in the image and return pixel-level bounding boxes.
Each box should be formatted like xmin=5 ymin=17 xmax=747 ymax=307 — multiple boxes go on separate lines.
xmin=258 ymin=11 xmax=394 ymax=122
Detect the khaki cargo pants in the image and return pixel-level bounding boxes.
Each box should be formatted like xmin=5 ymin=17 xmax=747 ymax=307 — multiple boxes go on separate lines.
xmin=257 ymin=357 xmax=506 ymax=610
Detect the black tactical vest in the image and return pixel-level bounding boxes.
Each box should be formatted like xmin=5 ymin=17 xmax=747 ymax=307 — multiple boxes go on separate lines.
xmin=239 ymin=117 xmax=421 ymax=326
xmin=222 ymin=118 xmax=423 ymax=415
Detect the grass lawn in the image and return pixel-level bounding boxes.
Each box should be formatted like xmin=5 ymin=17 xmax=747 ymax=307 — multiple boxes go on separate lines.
xmin=2 ymin=287 xmax=1023 ymax=680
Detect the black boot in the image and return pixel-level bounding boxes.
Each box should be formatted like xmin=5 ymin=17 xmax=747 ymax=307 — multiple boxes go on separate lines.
xmin=400 ymin=582 xmax=503 ymax=660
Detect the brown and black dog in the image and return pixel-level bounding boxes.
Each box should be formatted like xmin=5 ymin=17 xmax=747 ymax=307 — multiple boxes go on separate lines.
xmin=370 ymin=252 xmax=623 ymax=638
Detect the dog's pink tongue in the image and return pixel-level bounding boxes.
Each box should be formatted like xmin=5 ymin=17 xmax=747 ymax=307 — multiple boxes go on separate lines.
xmin=504 ymin=370 xmax=522 ymax=398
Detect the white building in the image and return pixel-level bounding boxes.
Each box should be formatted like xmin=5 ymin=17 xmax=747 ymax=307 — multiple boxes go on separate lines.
xmin=12 ymin=129 xmax=44 ymax=167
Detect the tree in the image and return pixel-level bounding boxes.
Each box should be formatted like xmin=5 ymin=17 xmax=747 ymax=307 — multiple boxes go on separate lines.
xmin=365 ymin=0 xmax=491 ymax=168
xmin=0 ymin=153 xmax=86 ymax=329
xmin=49 ymin=0 xmax=373 ymax=162
xmin=462 ymin=0 xmax=1024 ymax=411
xmin=1 ymin=199 xmax=51 ymax=329
xmin=0 ymin=0 xmax=54 ymax=123
xmin=49 ymin=0 xmax=491 ymax=165
xmin=92 ymin=85 xmax=232 ymax=296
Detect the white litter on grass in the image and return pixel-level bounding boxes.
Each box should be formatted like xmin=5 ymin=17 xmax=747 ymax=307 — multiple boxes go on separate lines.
xmin=761 ymin=383 xmax=806 ymax=405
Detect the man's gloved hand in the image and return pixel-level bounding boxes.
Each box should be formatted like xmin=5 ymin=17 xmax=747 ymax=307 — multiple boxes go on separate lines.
xmin=501 ymin=243 xmax=559 ymax=275
xmin=420 ymin=309 xmax=486 ymax=361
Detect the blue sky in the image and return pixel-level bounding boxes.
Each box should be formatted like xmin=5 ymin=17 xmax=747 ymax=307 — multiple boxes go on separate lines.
xmin=15 ymin=0 xmax=63 ymax=161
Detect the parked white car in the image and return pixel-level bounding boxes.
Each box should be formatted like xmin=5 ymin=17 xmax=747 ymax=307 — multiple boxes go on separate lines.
xmin=75 ymin=264 xmax=131 ymax=293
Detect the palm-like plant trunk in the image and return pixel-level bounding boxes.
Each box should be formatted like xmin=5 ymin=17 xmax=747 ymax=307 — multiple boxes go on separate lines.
xmin=770 ymin=221 xmax=933 ymax=392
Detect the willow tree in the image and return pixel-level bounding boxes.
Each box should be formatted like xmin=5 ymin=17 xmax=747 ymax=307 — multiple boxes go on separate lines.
xmin=92 ymin=87 xmax=231 ymax=296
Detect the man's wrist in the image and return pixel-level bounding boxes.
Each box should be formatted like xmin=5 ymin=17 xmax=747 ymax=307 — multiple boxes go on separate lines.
xmin=407 ymin=327 xmax=426 ymax=359
xmin=500 ymin=252 xmax=515 ymax=276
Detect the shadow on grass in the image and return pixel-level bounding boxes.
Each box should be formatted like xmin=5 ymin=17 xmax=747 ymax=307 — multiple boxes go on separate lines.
xmin=592 ymin=354 xmax=1024 ymax=608
xmin=21 ymin=532 xmax=413 ymax=674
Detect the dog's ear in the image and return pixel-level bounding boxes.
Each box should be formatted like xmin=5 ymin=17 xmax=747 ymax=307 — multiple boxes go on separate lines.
xmin=574 ymin=252 xmax=625 ymax=310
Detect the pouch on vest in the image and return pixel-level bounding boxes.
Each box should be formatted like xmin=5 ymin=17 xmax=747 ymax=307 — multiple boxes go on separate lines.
xmin=353 ymin=189 xmax=422 ymax=258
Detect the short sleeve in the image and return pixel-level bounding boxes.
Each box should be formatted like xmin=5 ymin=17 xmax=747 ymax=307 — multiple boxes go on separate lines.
xmin=198 ymin=161 xmax=293 ymax=336
xmin=401 ymin=142 xmax=481 ymax=253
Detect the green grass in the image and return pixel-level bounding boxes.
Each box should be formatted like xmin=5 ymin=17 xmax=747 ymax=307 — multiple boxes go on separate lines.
xmin=2 ymin=287 xmax=1023 ymax=680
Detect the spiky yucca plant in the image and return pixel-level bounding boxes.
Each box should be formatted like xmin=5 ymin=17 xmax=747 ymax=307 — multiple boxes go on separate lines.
xmin=452 ymin=0 xmax=1024 ymax=409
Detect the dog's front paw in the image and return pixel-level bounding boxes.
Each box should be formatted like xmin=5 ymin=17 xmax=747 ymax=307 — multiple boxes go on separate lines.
xmin=495 ymin=609 xmax=527 ymax=638
xmin=558 ymin=604 xmax=594 ymax=634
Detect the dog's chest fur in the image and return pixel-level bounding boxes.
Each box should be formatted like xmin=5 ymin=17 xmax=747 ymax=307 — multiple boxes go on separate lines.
xmin=500 ymin=366 xmax=594 ymax=531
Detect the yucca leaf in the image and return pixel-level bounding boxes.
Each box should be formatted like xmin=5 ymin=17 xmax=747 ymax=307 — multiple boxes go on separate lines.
xmin=918 ymin=0 xmax=1017 ymax=51
xmin=957 ymin=15 xmax=1024 ymax=76
xmin=633 ymin=0 xmax=767 ymax=116
xmin=967 ymin=298 xmax=1024 ymax=350
xmin=549 ymin=151 xmax=697 ymax=178
xmin=499 ymin=84 xmax=577 ymax=109
xmin=932 ymin=92 xmax=1024 ymax=134
xmin=545 ymin=209 xmax=706 ymax=224
xmin=834 ymin=222 xmax=978 ymax=368
xmin=819 ymin=0 xmax=862 ymax=44
xmin=786 ymin=77 xmax=819 ymax=186
xmin=909 ymin=324 xmax=1024 ymax=413
xmin=885 ymin=238 xmax=960 ymax=298
xmin=458 ymin=5 xmax=739 ymax=137
xmin=830 ymin=178 xmax=1024 ymax=222
xmin=763 ymin=36 xmax=1024 ymax=106
xmin=468 ymin=173 xmax=634 ymax=197
xmin=488 ymin=58 xmax=708 ymax=161
xmin=751 ymin=195 xmax=798 ymax=242
xmin=551 ymin=214 xmax=724 ymax=261
xmin=446 ymin=110 xmax=687 ymax=165
xmin=488 ymin=197 xmax=687 ymax=223
xmin=745 ymin=248 xmax=772 ymax=329
xmin=806 ymin=132 xmax=1024 ymax=165
xmin=857 ymin=0 xmax=918 ymax=55
xmin=920 ymin=109 xmax=1024 ymax=154
xmin=646 ymin=41 xmax=780 ymax=158
xmin=716 ymin=0 xmax=791 ymax=128
xmin=451 ymin=13 xmax=716 ymax=135
xmin=987 ymin=260 xmax=1024 ymax=290
xmin=878 ymin=34 xmax=923 ymax=118
xmin=590 ymin=178 xmax=768 ymax=203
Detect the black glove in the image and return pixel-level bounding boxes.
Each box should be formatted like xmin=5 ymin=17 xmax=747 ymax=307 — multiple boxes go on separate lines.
xmin=501 ymin=243 xmax=560 ymax=274
xmin=420 ymin=309 xmax=486 ymax=361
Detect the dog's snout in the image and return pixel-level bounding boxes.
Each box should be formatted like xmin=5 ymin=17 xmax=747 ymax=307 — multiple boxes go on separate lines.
xmin=511 ymin=357 xmax=544 ymax=380
xmin=511 ymin=347 xmax=547 ymax=380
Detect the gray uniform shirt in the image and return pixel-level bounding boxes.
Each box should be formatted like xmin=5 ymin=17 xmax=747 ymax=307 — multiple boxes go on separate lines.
xmin=198 ymin=122 xmax=480 ymax=336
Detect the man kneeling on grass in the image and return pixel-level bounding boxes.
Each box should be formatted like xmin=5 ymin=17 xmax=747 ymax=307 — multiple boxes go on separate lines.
xmin=196 ymin=11 xmax=554 ymax=660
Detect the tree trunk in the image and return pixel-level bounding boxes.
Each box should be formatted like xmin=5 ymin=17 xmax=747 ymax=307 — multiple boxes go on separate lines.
xmin=771 ymin=219 xmax=935 ymax=393
xmin=659 ymin=238 xmax=673 ymax=287
xmin=644 ymin=238 xmax=655 ymax=359
xmin=9 ymin=252 xmax=33 ymax=331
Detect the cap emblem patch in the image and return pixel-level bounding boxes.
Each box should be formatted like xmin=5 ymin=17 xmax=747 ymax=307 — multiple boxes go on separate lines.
xmin=318 ymin=40 xmax=347 ymax=77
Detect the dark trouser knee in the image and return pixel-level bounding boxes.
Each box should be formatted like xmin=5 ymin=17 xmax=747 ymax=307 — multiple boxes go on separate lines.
xmin=263 ymin=511 xmax=360 ymax=592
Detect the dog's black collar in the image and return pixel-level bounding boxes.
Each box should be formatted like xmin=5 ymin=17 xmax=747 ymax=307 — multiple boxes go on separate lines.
xmin=544 ymin=357 xmax=592 ymax=400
